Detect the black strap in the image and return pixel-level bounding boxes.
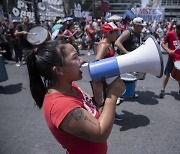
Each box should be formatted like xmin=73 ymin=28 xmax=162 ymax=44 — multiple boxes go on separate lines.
xmin=101 ymin=79 xmax=107 ymax=106
xmin=90 ymin=79 xmax=107 ymax=107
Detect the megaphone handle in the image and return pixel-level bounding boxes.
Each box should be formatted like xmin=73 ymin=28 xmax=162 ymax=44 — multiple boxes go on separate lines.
xmin=90 ymin=80 xmax=107 ymax=107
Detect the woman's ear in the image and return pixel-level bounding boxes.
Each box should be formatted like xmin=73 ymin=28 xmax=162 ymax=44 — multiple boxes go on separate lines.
xmin=52 ymin=66 xmax=64 ymax=75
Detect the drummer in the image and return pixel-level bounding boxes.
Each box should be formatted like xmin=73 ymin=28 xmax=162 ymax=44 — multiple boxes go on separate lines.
xmin=159 ymin=20 xmax=180 ymax=98
xmin=14 ymin=16 xmax=33 ymax=66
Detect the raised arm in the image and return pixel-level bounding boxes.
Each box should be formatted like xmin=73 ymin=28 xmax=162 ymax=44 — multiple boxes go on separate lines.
xmin=60 ymin=77 xmax=125 ymax=142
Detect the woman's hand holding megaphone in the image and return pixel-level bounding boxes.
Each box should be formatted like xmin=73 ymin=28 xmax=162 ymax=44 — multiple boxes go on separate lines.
xmin=106 ymin=77 xmax=125 ymax=99
xmin=91 ymin=77 xmax=125 ymax=107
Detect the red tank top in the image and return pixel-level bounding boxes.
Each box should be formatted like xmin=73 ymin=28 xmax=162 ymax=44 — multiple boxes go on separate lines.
xmin=96 ymin=41 xmax=115 ymax=58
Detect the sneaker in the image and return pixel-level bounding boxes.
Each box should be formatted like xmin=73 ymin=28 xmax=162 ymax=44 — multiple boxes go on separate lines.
xmin=116 ymin=97 xmax=124 ymax=105
xmin=159 ymin=90 xmax=165 ymax=98
xmin=21 ymin=61 xmax=26 ymax=65
xmin=87 ymin=52 xmax=91 ymax=56
xmin=115 ymin=113 xmax=123 ymax=121
xmin=16 ymin=63 xmax=21 ymax=67
xmin=134 ymin=93 xmax=139 ymax=98
xmin=116 ymin=97 xmax=120 ymax=105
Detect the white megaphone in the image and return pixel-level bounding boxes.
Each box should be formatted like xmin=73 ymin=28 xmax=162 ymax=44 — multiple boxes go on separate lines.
xmin=80 ymin=35 xmax=164 ymax=82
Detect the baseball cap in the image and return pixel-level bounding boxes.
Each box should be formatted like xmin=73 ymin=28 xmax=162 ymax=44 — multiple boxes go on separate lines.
xmin=133 ymin=17 xmax=146 ymax=26
xmin=102 ymin=22 xmax=121 ymax=33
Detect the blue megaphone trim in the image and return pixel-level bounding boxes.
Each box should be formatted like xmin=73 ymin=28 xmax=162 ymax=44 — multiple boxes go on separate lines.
xmin=89 ymin=57 xmax=120 ymax=81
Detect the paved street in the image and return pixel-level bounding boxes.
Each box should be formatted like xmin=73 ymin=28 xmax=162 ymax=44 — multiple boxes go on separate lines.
xmin=0 ymin=50 xmax=180 ymax=154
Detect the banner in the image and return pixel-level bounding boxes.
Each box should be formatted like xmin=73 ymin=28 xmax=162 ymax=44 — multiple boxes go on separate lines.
xmin=37 ymin=0 xmax=65 ymax=21
xmin=74 ymin=3 xmax=91 ymax=19
xmin=136 ymin=7 xmax=164 ymax=22
xmin=9 ymin=0 xmax=65 ymax=22
xmin=11 ymin=0 xmax=34 ymax=20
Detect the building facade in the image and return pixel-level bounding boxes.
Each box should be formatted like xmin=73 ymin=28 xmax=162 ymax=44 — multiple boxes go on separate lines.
xmin=109 ymin=0 xmax=180 ymax=21
xmin=161 ymin=0 xmax=180 ymax=20
xmin=109 ymin=0 xmax=141 ymax=16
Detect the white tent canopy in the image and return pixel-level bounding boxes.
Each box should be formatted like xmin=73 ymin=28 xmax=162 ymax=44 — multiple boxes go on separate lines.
xmin=108 ymin=15 xmax=122 ymax=21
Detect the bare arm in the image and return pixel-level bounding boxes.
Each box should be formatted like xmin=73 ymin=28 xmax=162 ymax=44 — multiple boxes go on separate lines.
xmin=14 ymin=29 xmax=28 ymax=36
xmin=115 ymin=30 xmax=131 ymax=54
xmin=60 ymin=78 xmax=125 ymax=142
xmin=96 ymin=43 xmax=109 ymax=60
xmin=161 ymin=41 xmax=174 ymax=55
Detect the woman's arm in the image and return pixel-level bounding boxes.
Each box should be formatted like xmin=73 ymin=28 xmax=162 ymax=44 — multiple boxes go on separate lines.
xmin=60 ymin=78 xmax=125 ymax=143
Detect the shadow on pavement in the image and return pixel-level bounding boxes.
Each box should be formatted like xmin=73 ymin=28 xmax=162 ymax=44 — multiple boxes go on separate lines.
xmin=166 ymin=91 xmax=180 ymax=101
xmin=122 ymin=90 xmax=159 ymax=105
xmin=0 ymin=83 xmax=23 ymax=94
xmin=114 ymin=110 xmax=150 ymax=131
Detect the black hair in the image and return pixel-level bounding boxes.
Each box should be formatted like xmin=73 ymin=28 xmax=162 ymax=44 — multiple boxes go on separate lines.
xmin=26 ymin=40 xmax=67 ymax=109
xmin=66 ymin=22 xmax=73 ymax=30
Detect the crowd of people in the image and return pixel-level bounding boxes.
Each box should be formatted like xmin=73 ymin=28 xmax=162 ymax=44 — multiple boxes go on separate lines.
xmin=0 ymin=15 xmax=180 ymax=154
xmin=0 ymin=16 xmax=178 ymax=62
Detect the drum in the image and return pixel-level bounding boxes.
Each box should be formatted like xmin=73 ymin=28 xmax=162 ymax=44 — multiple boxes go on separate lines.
xmin=0 ymin=55 xmax=8 ymax=82
xmin=120 ymin=73 xmax=137 ymax=98
xmin=27 ymin=26 xmax=51 ymax=45
xmin=170 ymin=61 xmax=180 ymax=81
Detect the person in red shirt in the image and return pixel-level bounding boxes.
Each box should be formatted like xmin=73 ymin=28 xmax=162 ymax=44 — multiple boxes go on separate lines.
xmin=86 ymin=21 xmax=96 ymax=55
xmin=62 ymin=23 xmax=80 ymax=55
xmin=159 ymin=20 xmax=180 ymax=98
xmin=26 ymin=40 xmax=125 ymax=154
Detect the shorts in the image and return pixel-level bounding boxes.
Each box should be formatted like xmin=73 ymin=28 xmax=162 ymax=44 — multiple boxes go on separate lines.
xmin=164 ymin=58 xmax=174 ymax=76
xmin=86 ymin=37 xmax=94 ymax=44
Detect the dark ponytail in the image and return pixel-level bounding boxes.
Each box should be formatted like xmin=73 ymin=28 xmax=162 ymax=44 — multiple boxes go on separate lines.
xmin=26 ymin=40 xmax=67 ymax=109
xmin=26 ymin=50 xmax=46 ymax=109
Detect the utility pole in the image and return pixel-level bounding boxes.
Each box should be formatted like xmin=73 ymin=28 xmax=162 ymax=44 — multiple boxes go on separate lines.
xmin=33 ymin=0 xmax=40 ymax=24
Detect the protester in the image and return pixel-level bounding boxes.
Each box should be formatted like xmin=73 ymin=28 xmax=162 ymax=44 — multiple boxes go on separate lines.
xmin=115 ymin=17 xmax=146 ymax=97
xmin=62 ymin=22 xmax=80 ymax=55
xmin=26 ymin=40 xmax=125 ymax=154
xmin=11 ymin=20 xmax=21 ymax=66
xmin=141 ymin=22 xmax=152 ymax=42
xmin=115 ymin=17 xmax=146 ymax=54
xmin=159 ymin=20 xmax=180 ymax=98
xmin=91 ymin=22 xmax=125 ymax=120
xmin=14 ymin=16 xmax=33 ymax=65
xmin=0 ymin=21 xmax=11 ymax=60
xmin=86 ymin=21 xmax=96 ymax=55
